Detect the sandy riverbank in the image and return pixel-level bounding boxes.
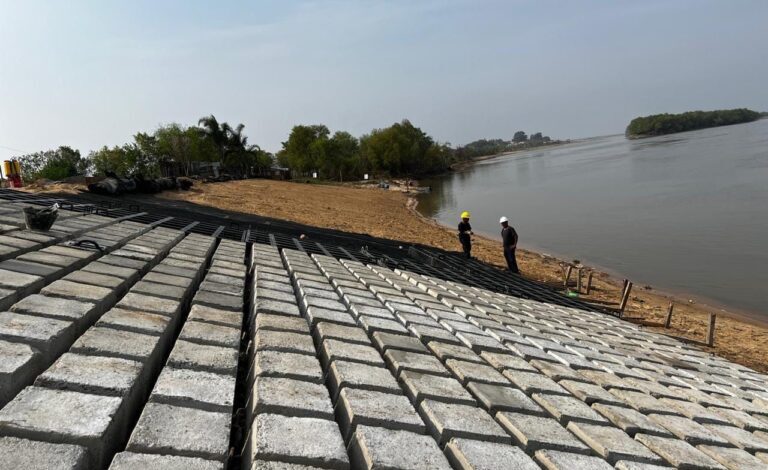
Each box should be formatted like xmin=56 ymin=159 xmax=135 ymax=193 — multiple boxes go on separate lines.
xmin=156 ymin=178 xmax=768 ymax=373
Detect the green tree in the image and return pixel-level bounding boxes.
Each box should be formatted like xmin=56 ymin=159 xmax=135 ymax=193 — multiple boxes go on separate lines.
xmin=279 ymin=125 xmax=330 ymax=174
xmin=321 ymin=131 xmax=360 ymax=181
xmin=16 ymin=146 xmax=90 ymax=181
xmin=513 ymin=131 xmax=528 ymax=143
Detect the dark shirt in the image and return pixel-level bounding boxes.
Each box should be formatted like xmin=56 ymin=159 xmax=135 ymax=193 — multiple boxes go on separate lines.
xmin=501 ymin=226 xmax=518 ymax=249
xmin=458 ymin=221 xmax=472 ymax=243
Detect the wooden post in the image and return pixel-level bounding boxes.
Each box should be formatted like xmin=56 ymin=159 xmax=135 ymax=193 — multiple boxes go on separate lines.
xmin=585 ymin=271 xmax=594 ymax=295
xmin=619 ymin=281 xmax=633 ymax=315
xmin=564 ymin=266 xmax=573 ymax=288
xmin=664 ymin=303 xmax=674 ymax=328
xmin=707 ymin=313 xmax=717 ymax=347
xmin=576 ymin=268 xmax=583 ymax=293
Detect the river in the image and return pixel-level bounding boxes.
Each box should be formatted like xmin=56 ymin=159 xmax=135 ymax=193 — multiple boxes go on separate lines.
xmin=418 ymin=119 xmax=768 ymax=319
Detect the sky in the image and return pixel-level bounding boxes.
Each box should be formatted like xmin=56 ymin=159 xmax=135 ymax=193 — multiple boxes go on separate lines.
xmin=1 ymin=0 xmax=767 ymax=159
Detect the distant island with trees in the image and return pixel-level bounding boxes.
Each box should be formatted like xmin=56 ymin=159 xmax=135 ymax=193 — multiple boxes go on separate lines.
xmin=625 ymin=108 xmax=763 ymax=138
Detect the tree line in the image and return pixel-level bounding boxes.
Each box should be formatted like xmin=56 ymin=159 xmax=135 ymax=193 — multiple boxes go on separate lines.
xmin=13 ymin=115 xmax=557 ymax=182
xmin=625 ymin=108 xmax=761 ymax=138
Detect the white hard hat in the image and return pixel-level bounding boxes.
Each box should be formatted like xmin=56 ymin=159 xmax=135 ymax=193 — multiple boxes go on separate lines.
xmin=499 ymin=216 xmax=509 ymax=224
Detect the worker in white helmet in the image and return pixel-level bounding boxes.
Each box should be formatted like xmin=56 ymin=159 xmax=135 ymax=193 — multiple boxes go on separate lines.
xmin=499 ymin=216 xmax=519 ymax=273
xmin=458 ymin=211 xmax=473 ymax=259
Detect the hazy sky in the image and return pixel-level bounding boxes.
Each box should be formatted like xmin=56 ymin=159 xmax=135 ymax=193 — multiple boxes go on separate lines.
xmin=1 ymin=0 xmax=767 ymax=159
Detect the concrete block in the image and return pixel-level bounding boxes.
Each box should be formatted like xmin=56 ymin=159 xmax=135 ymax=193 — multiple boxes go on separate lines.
xmin=610 ymin=390 xmax=680 ymax=416
xmin=658 ymin=398 xmax=732 ymax=425
xmin=591 ymin=404 xmax=673 ymax=437
xmin=306 ymin=307 xmax=356 ymax=328
xmin=143 ymin=271 xmax=193 ymax=288
xmin=63 ymin=270 xmax=127 ymax=292
xmin=697 ymin=445 xmax=766 ymax=469
xmin=40 ymin=279 xmax=115 ymax=305
xmin=418 ymin=399 xmax=511 ymax=445
xmin=507 ymin=342 xmax=557 ymax=363
xmin=634 ymin=434 xmax=726 ymax=470
xmin=337 ymin=388 xmax=426 ymax=440
xmin=703 ymin=423 xmax=768 ymax=453
xmin=249 ymin=350 xmax=324 ymax=385
xmin=427 ymin=341 xmax=483 ymax=363
xmin=0 ymin=340 xmax=41 ymax=408
xmin=534 ymin=449 xmax=614 ymax=470
xmin=201 ymin=280 xmax=243 ymax=297
xmin=189 ymin=304 xmax=242 ymax=329
xmin=166 ymin=340 xmax=238 ymax=376
xmin=566 ymin=422 xmax=665 ymax=465
xmin=710 ymin=407 xmax=768 ymax=432
xmin=0 ymin=288 xmax=17 ymax=312
xmin=446 ymin=359 xmax=508 ymax=385
xmin=150 ymin=367 xmax=235 ymax=413
xmin=17 ymin=251 xmax=79 ymax=269
xmin=0 ymin=259 xmax=61 ymax=281
xmin=254 ymin=330 xmax=316 ymax=356
xmin=316 ymin=322 xmax=370 ymax=345
xmin=358 ymin=315 xmax=409 ymax=335
xmin=349 ymin=426 xmax=451 ymax=470
xmin=400 ymin=370 xmax=476 ymax=406
xmin=328 ymin=360 xmax=402 ymax=400
xmin=117 ymin=293 xmax=182 ymax=318
xmin=253 ymin=313 xmax=307 ymax=335
xmin=97 ymin=308 xmax=171 ymax=337
xmin=127 ymin=402 xmax=231 ymax=462
xmin=71 ymin=326 xmax=161 ymax=363
xmin=153 ymin=263 xmax=200 ymax=280
xmin=444 ymin=437 xmax=540 ymax=470
xmin=321 ymin=339 xmax=385 ymax=368
xmin=0 ymin=436 xmax=88 ymax=470
xmin=248 ymin=414 xmax=348 ymax=469
xmin=11 ymin=294 xmax=98 ymax=324
xmin=530 ymin=359 xmax=584 ymax=382
xmin=131 ymin=281 xmax=188 ymax=301
xmin=193 ymin=290 xmax=242 ymax=312
xmin=250 ymin=377 xmax=333 ymax=420
xmin=99 ymin=254 xmax=150 ymax=272
xmin=35 ymin=353 xmax=142 ymax=397
xmin=0 ymin=312 xmax=76 ymax=362
xmin=532 ymin=393 xmax=610 ymax=426
xmin=83 ymin=262 xmax=140 ymax=283
xmin=0 ymin=386 xmax=124 ymax=468
xmin=495 ymin=412 xmax=591 ymax=454
xmin=384 ymin=350 xmax=450 ymax=377
xmin=408 ymin=324 xmax=462 ymax=345
xmin=501 ymin=370 xmax=569 ymax=395
xmin=256 ymin=287 xmax=296 ymax=304
xmin=647 ymin=415 xmax=731 ymax=447
xmin=559 ymin=380 xmax=627 ymax=406
xmin=350 ymin=304 xmax=395 ymax=320
xmin=455 ymin=331 xmax=508 ymax=354
xmin=109 ymin=451 xmax=223 ymax=470
xmin=466 ymin=382 xmax=546 ymax=416
xmin=179 ymin=321 xmax=240 ymax=349
xmin=614 ymin=462 xmax=673 ymax=470
xmin=0 ymin=269 xmax=44 ymax=296
xmin=255 ymin=299 xmax=301 ymax=318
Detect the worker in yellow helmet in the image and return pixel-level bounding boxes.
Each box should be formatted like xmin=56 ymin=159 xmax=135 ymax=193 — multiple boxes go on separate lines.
xmin=458 ymin=211 xmax=473 ymax=259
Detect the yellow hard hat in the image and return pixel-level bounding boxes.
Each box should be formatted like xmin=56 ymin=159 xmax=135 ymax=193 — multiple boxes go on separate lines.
xmin=461 ymin=211 xmax=471 ymax=219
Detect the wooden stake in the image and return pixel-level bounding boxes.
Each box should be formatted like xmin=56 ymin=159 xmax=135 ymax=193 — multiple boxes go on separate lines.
xmin=664 ymin=303 xmax=674 ymax=328
xmin=576 ymin=268 xmax=583 ymax=293
xmin=707 ymin=313 xmax=717 ymax=347
xmin=564 ymin=266 xmax=573 ymax=288
xmin=619 ymin=281 xmax=633 ymax=315
xmin=586 ymin=271 xmax=593 ymax=295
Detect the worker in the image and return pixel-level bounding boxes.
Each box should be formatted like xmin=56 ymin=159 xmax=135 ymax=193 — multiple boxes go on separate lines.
xmin=458 ymin=211 xmax=473 ymax=259
xmin=499 ymin=216 xmax=519 ymax=273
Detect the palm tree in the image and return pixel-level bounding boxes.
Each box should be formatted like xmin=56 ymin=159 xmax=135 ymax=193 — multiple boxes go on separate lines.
xmin=198 ymin=115 xmax=230 ymax=161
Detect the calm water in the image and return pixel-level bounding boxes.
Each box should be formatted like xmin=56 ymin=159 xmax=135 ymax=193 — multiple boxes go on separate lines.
xmin=419 ymin=120 xmax=768 ymax=319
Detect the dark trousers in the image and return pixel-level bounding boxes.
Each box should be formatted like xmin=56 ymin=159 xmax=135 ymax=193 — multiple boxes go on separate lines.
xmin=461 ymin=242 xmax=472 ymax=259
xmin=504 ymin=248 xmax=519 ymax=273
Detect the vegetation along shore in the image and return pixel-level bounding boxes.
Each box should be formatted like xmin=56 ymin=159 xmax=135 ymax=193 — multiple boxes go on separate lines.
xmin=625 ymin=108 xmax=763 ymax=138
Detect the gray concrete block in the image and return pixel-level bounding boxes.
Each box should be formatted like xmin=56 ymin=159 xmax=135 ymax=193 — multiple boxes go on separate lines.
xmin=408 ymin=324 xmax=463 ymax=345
xmin=703 ymin=423 xmax=768 ymax=453
xmin=41 ymin=279 xmax=115 ymax=306
xmin=591 ymin=404 xmax=673 ymax=437
xmin=501 ymin=370 xmax=569 ymax=395
xmin=358 ymin=315 xmax=409 ymax=335
xmin=384 ymin=349 xmax=450 ymax=377
xmin=11 ymin=294 xmax=98 ymax=324
xmin=559 ymin=379 xmax=627 ymax=406
xmin=328 ymin=360 xmax=401 ymax=401
xmin=566 ymin=422 xmax=665 ymax=465
xmin=16 ymin=251 xmax=80 ymax=269
xmin=316 ymin=322 xmax=370 ymax=345
xmin=132 ymin=280 xmax=188 ymax=301
xmin=247 ymin=414 xmax=348 ymax=470
xmin=0 ymin=259 xmax=61 ymax=281
xmin=189 ymin=304 xmax=243 ymax=329
xmin=117 ymin=292 xmax=183 ymax=318
xmin=97 ymin=308 xmax=171 ymax=337
xmin=349 ymin=426 xmax=451 ymax=470
xmin=63 ymin=270 xmax=127 ymax=293
xmin=647 ymin=415 xmax=731 ymax=447
xmin=634 ymin=434 xmax=726 ymax=470
xmin=444 ymin=437 xmax=540 ymax=470
xmin=0 ymin=312 xmax=76 ymax=362
xmin=166 ymin=340 xmax=238 ymax=376
xmin=427 ymin=341 xmax=483 ymax=363
xmin=337 ymin=388 xmax=426 ymax=440
xmin=658 ymin=398 xmax=732 ymax=426
xmin=83 ymin=261 xmax=140 ymax=283
xmin=0 ymin=436 xmax=88 ymax=470
xmin=0 ymin=288 xmax=17 ymax=312
xmin=99 ymin=254 xmax=150 ymax=272
xmin=249 ymin=350 xmax=324 ymax=385
xmin=35 ymin=353 xmax=142 ymax=397
xmin=250 ymin=377 xmax=334 ymax=420
xmin=697 ymin=445 xmax=766 ymax=469
xmin=321 ymin=339 xmax=385 ymax=368
xmin=350 ymin=304 xmax=395 ymax=320
xmin=109 ymin=451 xmax=223 ymax=470
xmin=71 ymin=326 xmax=161 ymax=363
xmin=127 ymin=402 xmax=231 ymax=462
xmin=0 ymin=268 xmax=44 ymax=296
xmin=0 ymin=340 xmax=41 ymax=408
xmin=418 ymin=399 xmax=511 ymax=445
xmin=532 ymin=393 xmax=610 ymax=426
xmin=534 ymin=449 xmax=614 ymax=470
xmin=179 ymin=321 xmax=240 ymax=349
xmin=193 ymin=290 xmax=242 ymax=312
xmin=305 ymin=307 xmax=356 ymax=328
xmin=496 ymin=412 xmax=591 ymax=454
xmin=255 ymin=299 xmax=301 ymax=318
xmin=614 ymin=462 xmax=673 ymax=470
xmin=610 ymin=389 xmax=680 ymax=416
xmin=400 ymin=370 xmax=476 ymax=406
xmin=150 ymin=367 xmax=235 ymax=413
xmin=467 ymin=382 xmax=546 ymax=416
xmin=446 ymin=359 xmax=508 ymax=386
xmin=0 ymin=386 xmax=124 ymax=468
xmin=254 ymin=330 xmax=316 ymax=356
xmin=710 ymin=407 xmax=768 ymax=432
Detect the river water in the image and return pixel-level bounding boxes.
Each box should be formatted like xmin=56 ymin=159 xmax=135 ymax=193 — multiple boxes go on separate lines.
xmin=418 ymin=120 xmax=768 ymax=319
